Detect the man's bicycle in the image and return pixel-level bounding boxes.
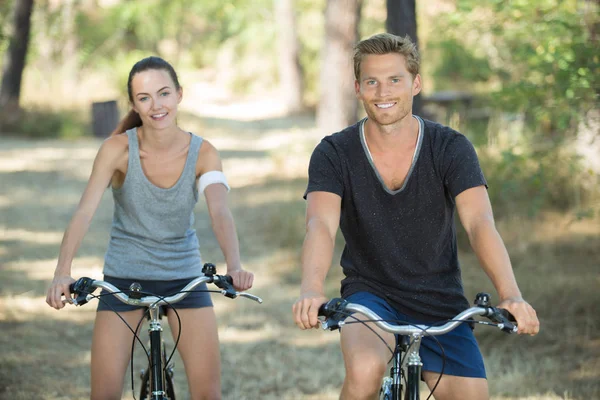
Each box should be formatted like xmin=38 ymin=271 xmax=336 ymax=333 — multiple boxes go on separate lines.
xmin=66 ymin=263 xmax=262 ymax=400
xmin=318 ymin=292 xmax=517 ymax=400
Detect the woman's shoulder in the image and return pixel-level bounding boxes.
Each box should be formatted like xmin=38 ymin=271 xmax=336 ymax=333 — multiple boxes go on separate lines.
xmin=104 ymin=131 xmax=129 ymax=148
xmin=96 ymin=132 xmax=129 ymax=165
xmin=195 ymin=137 xmax=222 ymax=176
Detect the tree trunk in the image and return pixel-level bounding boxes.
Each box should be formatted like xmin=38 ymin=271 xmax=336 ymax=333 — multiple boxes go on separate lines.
xmin=0 ymin=0 xmax=35 ymax=114
xmin=276 ymin=0 xmax=304 ymax=114
xmin=385 ymin=0 xmax=423 ymax=117
xmin=316 ymin=0 xmax=362 ymax=134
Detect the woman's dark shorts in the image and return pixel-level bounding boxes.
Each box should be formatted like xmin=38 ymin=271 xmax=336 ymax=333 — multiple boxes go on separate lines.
xmin=96 ymin=275 xmax=213 ymax=313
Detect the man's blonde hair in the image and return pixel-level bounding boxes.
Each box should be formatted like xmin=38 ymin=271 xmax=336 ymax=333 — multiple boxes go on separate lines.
xmin=353 ymin=33 xmax=420 ymax=80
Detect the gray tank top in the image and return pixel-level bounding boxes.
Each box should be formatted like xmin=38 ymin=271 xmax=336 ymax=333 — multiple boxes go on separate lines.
xmin=103 ymin=128 xmax=204 ymax=280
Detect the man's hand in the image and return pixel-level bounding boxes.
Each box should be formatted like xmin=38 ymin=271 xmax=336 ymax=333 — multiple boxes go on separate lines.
xmin=228 ymin=269 xmax=254 ymax=291
xmin=497 ymin=297 xmax=540 ymax=335
xmin=293 ymin=291 xmax=329 ymax=330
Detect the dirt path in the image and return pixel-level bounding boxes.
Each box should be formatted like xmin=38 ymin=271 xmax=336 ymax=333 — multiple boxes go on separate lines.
xmin=0 ymin=112 xmax=598 ymax=399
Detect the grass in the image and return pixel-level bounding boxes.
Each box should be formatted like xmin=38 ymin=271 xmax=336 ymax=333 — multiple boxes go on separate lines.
xmin=0 ymin=115 xmax=598 ymax=399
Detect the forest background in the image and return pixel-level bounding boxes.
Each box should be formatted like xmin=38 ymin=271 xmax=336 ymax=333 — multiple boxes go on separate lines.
xmin=0 ymin=0 xmax=599 ymax=399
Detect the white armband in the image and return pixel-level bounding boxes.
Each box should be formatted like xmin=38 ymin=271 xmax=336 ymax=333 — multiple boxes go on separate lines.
xmin=198 ymin=170 xmax=230 ymax=194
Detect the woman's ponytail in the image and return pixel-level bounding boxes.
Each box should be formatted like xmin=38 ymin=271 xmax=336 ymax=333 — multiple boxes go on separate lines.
xmin=110 ymin=109 xmax=142 ymax=137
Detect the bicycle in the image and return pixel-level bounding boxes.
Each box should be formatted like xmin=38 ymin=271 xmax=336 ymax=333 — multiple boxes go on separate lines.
xmin=318 ymin=292 xmax=517 ymax=400
xmin=66 ymin=263 xmax=263 ymax=400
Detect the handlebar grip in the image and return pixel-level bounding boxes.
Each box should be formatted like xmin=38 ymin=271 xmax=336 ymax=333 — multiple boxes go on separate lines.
xmin=68 ymin=277 xmax=95 ymax=306
xmin=317 ymin=298 xmax=347 ymax=331
xmin=498 ymin=308 xmax=516 ymax=322
xmin=223 ymin=275 xmax=234 ymax=285
xmin=317 ymin=303 xmax=328 ymax=317
xmin=495 ymin=308 xmax=518 ymax=333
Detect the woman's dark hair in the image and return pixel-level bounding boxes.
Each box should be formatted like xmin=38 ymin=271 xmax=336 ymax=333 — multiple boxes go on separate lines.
xmin=110 ymin=56 xmax=181 ymax=136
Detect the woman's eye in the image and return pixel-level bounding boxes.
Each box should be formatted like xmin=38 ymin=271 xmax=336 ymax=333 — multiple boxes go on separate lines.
xmin=161 ymin=92 xmax=170 ymax=96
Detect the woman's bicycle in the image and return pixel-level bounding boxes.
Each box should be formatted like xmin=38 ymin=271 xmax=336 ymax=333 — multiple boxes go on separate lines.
xmin=318 ymin=292 xmax=517 ymax=400
xmin=66 ymin=263 xmax=262 ymax=400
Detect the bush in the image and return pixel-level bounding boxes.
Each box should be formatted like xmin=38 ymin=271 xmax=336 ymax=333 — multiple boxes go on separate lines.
xmin=0 ymin=107 xmax=89 ymax=139
xmin=479 ymin=145 xmax=599 ymax=219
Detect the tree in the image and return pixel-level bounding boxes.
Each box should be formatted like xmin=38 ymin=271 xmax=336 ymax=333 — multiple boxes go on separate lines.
xmin=275 ymin=0 xmax=304 ymax=114
xmin=0 ymin=0 xmax=35 ymax=115
xmin=385 ymin=0 xmax=423 ymax=117
xmin=316 ymin=0 xmax=362 ymax=133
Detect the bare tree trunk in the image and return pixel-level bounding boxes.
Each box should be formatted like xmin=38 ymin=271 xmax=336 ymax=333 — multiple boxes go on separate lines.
xmin=386 ymin=0 xmax=423 ymax=117
xmin=316 ymin=0 xmax=362 ymax=133
xmin=276 ymin=0 xmax=304 ymax=114
xmin=0 ymin=0 xmax=35 ymax=115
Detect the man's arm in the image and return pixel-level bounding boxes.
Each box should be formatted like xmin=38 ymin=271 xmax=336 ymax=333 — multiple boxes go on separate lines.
xmin=456 ymin=186 xmax=540 ymax=335
xmin=292 ymin=191 xmax=341 ymax=330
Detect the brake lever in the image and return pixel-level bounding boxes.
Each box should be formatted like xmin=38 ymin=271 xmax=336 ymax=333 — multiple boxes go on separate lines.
xmin=213 ymin=275 xmax=237 ymax=299
xmin=318 ymin=298 xmax=347 ymax=331
xmin=67 ymin=277 xmax=96 ymax=306
xmin=487 ymin=307 xmax=518 ymax=334
xmin=238 ymin=292 xmax=263 ymax=304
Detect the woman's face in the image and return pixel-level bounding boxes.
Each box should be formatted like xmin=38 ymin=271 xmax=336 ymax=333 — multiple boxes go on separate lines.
xmin=130 ymin=69 xmax=182 ymax=130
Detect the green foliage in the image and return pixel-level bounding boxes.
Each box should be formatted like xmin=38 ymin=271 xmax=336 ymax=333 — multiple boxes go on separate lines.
xmin=0 ymin=0 xmax=13 ymax=50
xmin=0 ymin=108 xmax=88 ymax=139
xmin=74 ymin=0 xmax=276 ymax=88
xmin=431 ymin=0 xmax=599 ymax=139
xmin=479 ymin=145 xmax=598 ymax=218
xmin=429 ymin=39 xmax=494 ymax=88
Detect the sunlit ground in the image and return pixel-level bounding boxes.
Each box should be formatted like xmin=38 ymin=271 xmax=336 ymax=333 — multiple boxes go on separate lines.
xmin=1 ymin=97 xmax=598 ymax=399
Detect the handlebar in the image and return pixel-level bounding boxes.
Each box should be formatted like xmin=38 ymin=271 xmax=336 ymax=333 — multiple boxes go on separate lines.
xmin=318 ymin=292 xmax=517 ymax=335
xmin=67 ymin=263 xmax=263 ymax=307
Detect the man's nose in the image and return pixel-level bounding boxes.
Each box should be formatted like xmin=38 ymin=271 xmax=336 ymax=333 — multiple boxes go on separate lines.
xmin=377 ymin=82 xmax=391 ymax=97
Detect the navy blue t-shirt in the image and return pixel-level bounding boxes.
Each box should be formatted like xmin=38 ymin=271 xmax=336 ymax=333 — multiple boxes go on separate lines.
xmin=305 ymin=116 xmax=487 ymax=321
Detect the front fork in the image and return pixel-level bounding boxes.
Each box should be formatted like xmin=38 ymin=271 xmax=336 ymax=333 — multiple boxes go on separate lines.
xmin=148 ymin=306 xmax=167 ymax=400
xmin=405 ymin=334 xmax=423 ymax=400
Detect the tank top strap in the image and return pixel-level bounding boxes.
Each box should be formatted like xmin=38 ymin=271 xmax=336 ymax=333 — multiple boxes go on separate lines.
xmin=125 ymin=128 xmax=143 ymax=176
xmin=184 ymin=133 xmax=203 ymax=179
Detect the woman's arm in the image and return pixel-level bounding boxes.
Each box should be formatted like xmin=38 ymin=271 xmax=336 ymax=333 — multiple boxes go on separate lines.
xmin=46 ymin=136 xmax=127 ymax=309
xmin=197 ymin=140 xmax=253 ymax=291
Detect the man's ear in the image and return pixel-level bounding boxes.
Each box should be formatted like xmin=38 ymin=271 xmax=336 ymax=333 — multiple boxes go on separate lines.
xmin=412 ymin=74 xmax=422 ymax=96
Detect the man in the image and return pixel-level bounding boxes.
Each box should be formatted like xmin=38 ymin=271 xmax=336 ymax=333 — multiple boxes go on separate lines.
xmin=292 ymin=33 xmax=539 ymax=400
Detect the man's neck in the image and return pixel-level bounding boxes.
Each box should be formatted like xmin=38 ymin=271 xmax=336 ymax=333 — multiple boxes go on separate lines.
xmin=364 ymin=115 xmax=419 ymax=153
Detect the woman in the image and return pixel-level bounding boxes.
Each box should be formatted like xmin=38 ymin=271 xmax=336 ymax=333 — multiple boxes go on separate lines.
xmin=46 ymin=56 xmax=253 ymax=400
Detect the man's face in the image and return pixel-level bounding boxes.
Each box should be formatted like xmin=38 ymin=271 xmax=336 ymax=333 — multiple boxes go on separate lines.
xmin=355 ymin=53 xmax=421 ymax=127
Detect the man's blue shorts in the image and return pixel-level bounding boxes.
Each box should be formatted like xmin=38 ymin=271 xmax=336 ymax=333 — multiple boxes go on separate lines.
xmin=345 ymin=292 xmax=486 ymax=379
xmin=96 ymin=275 xmax=213 ymax=313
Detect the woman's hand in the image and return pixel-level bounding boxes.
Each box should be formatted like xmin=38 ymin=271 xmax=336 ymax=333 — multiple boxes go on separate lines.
xmin=228 ymin=269 xmax=254 ymax=291
xmin=46 ymin=275 xmax=76 ymax=310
